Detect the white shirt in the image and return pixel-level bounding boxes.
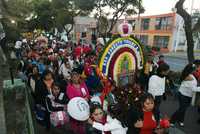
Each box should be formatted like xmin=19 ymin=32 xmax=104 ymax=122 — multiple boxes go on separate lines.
xmin=179 ymin=74 xmax=200 ymax=97
xmin=15 ymin=41 xmax=22 ymax=49
xmin=68 ymin=58 xmax=74 ymax=68
xmin=148 ymin=75 xmax=166 ymax=97
xmin=59 ymin=64 xmax=71 ymax=80
xmin=92 ymin=115 xmax=127 ymax=134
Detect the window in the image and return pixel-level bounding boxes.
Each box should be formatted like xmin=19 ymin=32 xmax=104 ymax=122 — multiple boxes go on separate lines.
xmin=141 ymin=18 xmax=150 ymax=30
xmin=139 ymin=35 xmax=148 ymax=45
xmin=155 ymin=16 xmax=173 ymax=30
xmin=153 ymin=36 xmax=170 ymax=48
xmin=81 ymin=32 xmax=87 ymax=38
xmin=128 ymin=20 xmax=136 ymax=30
xmin=178 ymin=42 xmax=185 ymax=46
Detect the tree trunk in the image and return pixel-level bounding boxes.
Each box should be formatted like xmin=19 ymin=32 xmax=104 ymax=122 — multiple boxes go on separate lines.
xmin=66 ymin=24 xmax=73 ymax=37
xmin=185 ymin=23 xmax=195 ymax=63
xmin=175 ymin=0 xmax=195 ymax=63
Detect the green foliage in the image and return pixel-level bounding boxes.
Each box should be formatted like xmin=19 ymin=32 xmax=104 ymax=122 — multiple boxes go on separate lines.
xmin=95 ymin=0 xmax=145 ymax=36
xmin=1 ymin=0 xmax=97 ymax=36
xmin=74 ymin=0 xmax=96 ymax=12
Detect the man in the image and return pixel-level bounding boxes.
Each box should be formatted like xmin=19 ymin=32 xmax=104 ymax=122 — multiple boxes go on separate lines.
xmin=193 ymin=60 xmax=200 ymax=124
xmin=157 ymin=55 xmax=165 ymax=66
xmin=148 ymin=63 xmax=170 ymax=122
xmin=15 ymin=40 xmax=22 ymax=59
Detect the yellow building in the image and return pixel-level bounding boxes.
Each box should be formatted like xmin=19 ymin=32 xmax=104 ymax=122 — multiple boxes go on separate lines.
xmin=113 ymin=13 xmax=176 ymax=52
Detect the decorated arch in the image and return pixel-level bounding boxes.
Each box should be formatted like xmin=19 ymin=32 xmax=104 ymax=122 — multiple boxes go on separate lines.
xmin=98 ymin=21 xmax=144 ymax=86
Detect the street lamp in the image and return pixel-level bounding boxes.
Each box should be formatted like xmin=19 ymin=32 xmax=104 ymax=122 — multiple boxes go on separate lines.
xmin=11 ymin=20 xmax=15 ymax=24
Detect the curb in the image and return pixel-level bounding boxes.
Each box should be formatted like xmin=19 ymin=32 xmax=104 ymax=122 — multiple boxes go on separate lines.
xmin=164 ymin=54 xmax=200 ymax=60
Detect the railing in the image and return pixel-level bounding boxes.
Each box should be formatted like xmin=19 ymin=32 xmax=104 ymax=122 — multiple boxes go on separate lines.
xmin=3 ymin=79 xmax=37 ymax=134
xmin=24 ymin=85 xmax=37 ymax=134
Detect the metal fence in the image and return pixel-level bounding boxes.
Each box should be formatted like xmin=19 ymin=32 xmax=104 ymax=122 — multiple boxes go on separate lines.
xmin=24 ymin=85 xmax=37 ymax=134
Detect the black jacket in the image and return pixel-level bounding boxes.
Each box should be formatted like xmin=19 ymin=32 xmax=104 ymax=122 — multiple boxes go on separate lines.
xmin=127 ymin=105 xmax=144 ymax=134
xmin=35 ymin=80 xmax=50 ymax=107
xmin=45 ymin=92 xmax=68 ymax=112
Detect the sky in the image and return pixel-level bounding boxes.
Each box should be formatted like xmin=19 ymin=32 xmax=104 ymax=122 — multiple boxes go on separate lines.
xmin=91 ymin=0 xmax=200 ymax=18
xmin=142 ymin=0 xmax=200 ymax=15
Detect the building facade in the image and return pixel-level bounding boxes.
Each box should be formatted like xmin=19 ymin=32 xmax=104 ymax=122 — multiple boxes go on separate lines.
xmin=113 ymin=13 xmax=176 ymax=52
xmin=113 ymin=12 xmax=200 ymax=52
xmin=73 ymin=16 xmax=97 ymax=44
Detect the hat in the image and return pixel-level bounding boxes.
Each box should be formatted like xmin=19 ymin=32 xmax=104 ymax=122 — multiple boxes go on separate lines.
xmin=194 ymin=59 xmax=200 ymax=65
xmin=71 ymin=68 xmax=82 ymax=75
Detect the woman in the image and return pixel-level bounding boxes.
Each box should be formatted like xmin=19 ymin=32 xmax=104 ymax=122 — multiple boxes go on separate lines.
xmin=28 ymin=65 xmax=40 ymax=98
xmin=171 ymin=64 xmax=200 ymax=127
xmin=45 ymin=83 xmax=68 ymax=112
xmin=127 ymin=93 xmax=157 ymax=134
xmin=87 ymin=103 xmax=127 ymax=134
xmin=35 ymin=70 xmax=54 ymax=129
xmin=45 ymin=83 xmax=69 ymax=127
xmin=59 ymin=59 xmax=72 ymax=81
xmin=66 ymin=68 xmax=90 ymax=134
xmin=86 ymin=103 xmax=111 ymax=134
xmin=66 ymin=68 xmax=90 ymax=100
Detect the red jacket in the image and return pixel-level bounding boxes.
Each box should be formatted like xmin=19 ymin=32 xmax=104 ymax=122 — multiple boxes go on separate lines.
xmin=193 ymin=68 xmax=200 ymax=82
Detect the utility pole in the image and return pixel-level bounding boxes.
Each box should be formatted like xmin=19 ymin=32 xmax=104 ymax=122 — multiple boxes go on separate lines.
xmin=191 ymin=0 xmax=194 ymax=15
xmin=138 ymin=0 xmax=141 ymax=38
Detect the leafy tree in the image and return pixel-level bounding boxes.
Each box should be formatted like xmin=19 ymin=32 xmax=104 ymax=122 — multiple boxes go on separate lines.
xmin=0 ymin=0 xmax=34 ymax=40
xmin=94 ymin=0 xmax=144 ymax=38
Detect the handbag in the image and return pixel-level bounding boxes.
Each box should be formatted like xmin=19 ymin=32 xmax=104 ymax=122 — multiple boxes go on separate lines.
xmin=50 ymin=111 xmax=69 ymax=127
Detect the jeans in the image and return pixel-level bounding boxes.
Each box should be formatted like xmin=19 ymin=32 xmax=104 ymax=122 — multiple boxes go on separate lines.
xmin=171 ymin=92 xmax=192 ymax=123
xmin=154 ymin=96 xmax=162 ymax=123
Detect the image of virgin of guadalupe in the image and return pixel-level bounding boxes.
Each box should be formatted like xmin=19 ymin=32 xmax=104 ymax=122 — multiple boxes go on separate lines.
xmin=119 ymin=56 xmax=129 ymax=86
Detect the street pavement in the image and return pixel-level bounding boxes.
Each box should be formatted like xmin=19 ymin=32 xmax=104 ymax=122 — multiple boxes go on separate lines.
xmin=165 ymin=56 xmax=188 ymax=71
xmin=160 ymin=95 xmax=200 ymax=134
xmin=164 ymin=52 xmax=200 ymax=71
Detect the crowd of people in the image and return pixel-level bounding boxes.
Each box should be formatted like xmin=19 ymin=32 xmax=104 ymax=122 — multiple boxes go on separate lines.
xmin=13 ymin=33 xmax=200 ymax=134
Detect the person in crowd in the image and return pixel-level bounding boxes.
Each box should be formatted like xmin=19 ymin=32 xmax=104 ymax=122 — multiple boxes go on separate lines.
xmin=66 ymin=68 xmax=90 ymax=134
xmin=45 ymin=83 xmax=68 ymax=112
xmin=193 ymin=59 xmax=200 ymax=82
xmin=171 ymin=63 xmax=200 ymax=127
xmin=59 ymin=59 xmax=72 ymax=81
xmin=86 ymin=103 xmax=111 ymax=134
xmin=17 ymin=55 xmax=30 ymax=81
xmin=127 ymin=93 xmax=158 ymax=134
xmin=87 ymin=103 xmax=127 ymax=134
xmin=66 ymin=68 xmax=90 ymax=100
xmin=35 ymin=70 xmax=54 ymax=129
xmin=192 ymin=60 xmax=200 ymax=124
xmin=28 ymin=65 xmax=40 ymax=97
xmin=157 ymin=55 xmax=165 ymax=66
xmin=148 ymin=63 xmax=170 ymax=122
xmin=106 ymin=80 xmax=118 ymax=106
xmin=142 ymin=55 xmax=156 ymax=91
xmin=37 ymin=58 xmax=46 ymax=74
xmin=68 ymin=55 xmax=74 ymax=69
xmin=15 ymin=39 xmax=22 ymax=59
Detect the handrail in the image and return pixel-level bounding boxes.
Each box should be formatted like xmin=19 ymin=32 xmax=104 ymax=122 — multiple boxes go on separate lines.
xmin=24 ymin=85 xmax=36 ymax=134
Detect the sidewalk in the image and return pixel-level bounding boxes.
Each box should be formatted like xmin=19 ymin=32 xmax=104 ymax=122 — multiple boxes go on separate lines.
xmin=164 ymin=52 xmax=200 ymax=60
xmin=160 ymin=96 xmax=200 ymax=134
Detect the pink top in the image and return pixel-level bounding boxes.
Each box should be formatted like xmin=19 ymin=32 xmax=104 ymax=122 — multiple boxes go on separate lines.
xmin=66 ymin=82 xmax=90 ymax=100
